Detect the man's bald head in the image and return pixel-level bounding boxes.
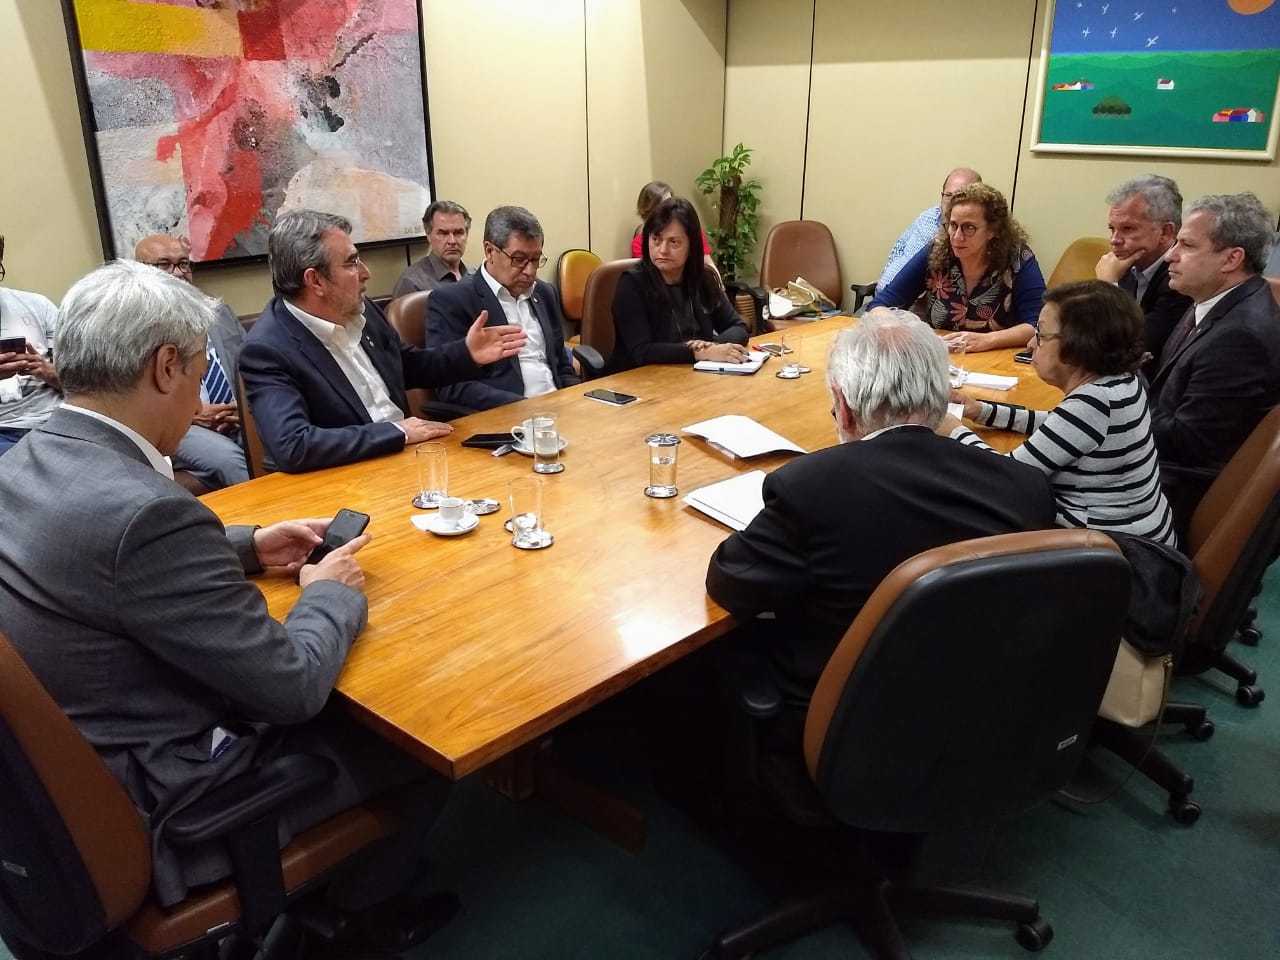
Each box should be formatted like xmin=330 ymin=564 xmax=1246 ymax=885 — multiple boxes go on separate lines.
xmin=134 ymin=235 xmax=193 ymax=282
xmin=941 ymin=168 xmax=982 ymax=219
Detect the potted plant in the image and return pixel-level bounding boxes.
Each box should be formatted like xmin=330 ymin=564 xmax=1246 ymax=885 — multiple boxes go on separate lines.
xmin=695 ymin=142 xmax=762 ymax=282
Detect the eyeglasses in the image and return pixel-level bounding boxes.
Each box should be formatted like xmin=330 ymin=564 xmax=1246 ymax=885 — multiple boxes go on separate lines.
xmin=493 ymin=247 xmax=547 ymax=271
xmin=143 ymin=259 xmax=194 ymax=275
xmin=1034 ymin=330 xmax=1061 ymax=346
xmin=335 ymin=254 xmax=366 ymax=272
xmin=944 ymin=221 xmax=980 ymax=237
xmin=0 ymin=262 xmax=5 ymax=284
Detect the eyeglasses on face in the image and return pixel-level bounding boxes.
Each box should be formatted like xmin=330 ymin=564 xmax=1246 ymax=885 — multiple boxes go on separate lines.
xmin=493 ymin=246 xmax=547 ymax=271
xmin=144 ymin=259 xmax=194 ymax=274
xmin=944 ymin=221 xmax=980 ymax=237
xmin=1034 ymin=330 xmax=1061 ymax=346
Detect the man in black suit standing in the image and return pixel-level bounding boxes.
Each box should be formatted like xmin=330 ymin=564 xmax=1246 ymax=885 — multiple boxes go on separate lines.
xmin=1095 ymin=174 xmax=1192 ymax=364
xmin=706 ymin=310 xmax=1055 ymax=742
xmin=1151 ymin=192 xmax=1280 ymax=538
xmin=426 ymin=206 xmax=580 ymax=412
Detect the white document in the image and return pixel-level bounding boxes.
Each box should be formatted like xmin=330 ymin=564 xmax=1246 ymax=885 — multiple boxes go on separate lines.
xmin=953 ymin=371 xmax=1019 ymax=391
xmin=693 ymin=350 xmax=769 ymax=375
xmin=683 ymin=414 xmax=807 ymax=460
xmin=683 ymin=470 xmax=767 ymax=531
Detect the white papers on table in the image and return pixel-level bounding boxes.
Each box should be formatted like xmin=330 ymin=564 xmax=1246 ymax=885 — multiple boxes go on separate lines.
xmin=684 ymin=470 xmax=766 ymax=531
xmin=947 ymin=402 xmax=965 ymax=420
xmin=693 ymin=350 xmax=769 ymax=375
xmin=682 ymin=415 xmax=807 ymax=460
xmin=952 ymin=371 xmax=1018 ymax=391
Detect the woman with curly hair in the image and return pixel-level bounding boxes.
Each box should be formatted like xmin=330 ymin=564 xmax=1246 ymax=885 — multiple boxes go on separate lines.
xmin=937 ymin=280 xmax=1175 ymax=544
xmin=868 ymin=182 xmax=1046 ymax=352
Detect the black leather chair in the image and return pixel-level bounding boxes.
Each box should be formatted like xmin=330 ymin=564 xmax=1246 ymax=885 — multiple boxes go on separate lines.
xmin=0 ymin=632 xmax=403 ymax=960
xmin=704 ymin=530 xmax=1130 ymax=960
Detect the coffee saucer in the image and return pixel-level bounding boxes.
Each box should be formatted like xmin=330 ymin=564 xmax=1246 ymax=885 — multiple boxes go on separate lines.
xmin=513 ymin=437 xmax=568 ymax=457
xmin=411 ymin=513 xmax=479 ymax=537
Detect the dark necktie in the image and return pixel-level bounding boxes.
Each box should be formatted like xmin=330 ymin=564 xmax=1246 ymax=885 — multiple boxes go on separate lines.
xmin=1160 ymin=307 xmax=1197 ymax=365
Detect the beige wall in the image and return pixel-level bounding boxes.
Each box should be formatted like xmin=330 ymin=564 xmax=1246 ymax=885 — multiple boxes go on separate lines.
xmin=1 ymin=0 xmax=723 ymax=315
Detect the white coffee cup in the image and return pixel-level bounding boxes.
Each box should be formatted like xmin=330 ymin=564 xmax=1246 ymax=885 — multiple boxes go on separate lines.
xmin=510 ymin=418 xmax=536 ymax=447
xmin=438 ymin=496 xmax=473 ymax=529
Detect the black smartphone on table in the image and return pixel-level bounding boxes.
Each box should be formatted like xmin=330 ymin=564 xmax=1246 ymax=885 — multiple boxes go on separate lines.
xmin=306 ymin=508 xmax=370 ymax=565
xmin=584 ymin=388 xmax=639 ymax=406
xmin=0 ymin=337 xmax=27 ymax=355
xmin=1014 ymin=350 xmax=1033 ymax=364
xmin=462 ymin=432 xmax=518 ymax=449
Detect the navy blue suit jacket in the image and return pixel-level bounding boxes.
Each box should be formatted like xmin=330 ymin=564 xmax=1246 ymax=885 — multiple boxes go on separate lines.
xmin=239 ymin=296 xmax=480 ymax=473
xmin=426 ymin=269 xmax=579 ymax=411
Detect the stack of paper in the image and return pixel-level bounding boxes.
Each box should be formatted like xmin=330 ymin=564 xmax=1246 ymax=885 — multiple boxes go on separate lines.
xmin=684 ymin=470 xmax=767 ymax=531
xmin=694 ymin=350 xmax=769 ymax=375
xmin=683 ymin=415 xmax=807 ymax=460
xmin=953 ymin=371 xmax=1018 ymax=391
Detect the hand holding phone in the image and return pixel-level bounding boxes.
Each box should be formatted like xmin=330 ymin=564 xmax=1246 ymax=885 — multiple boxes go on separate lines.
xmin=0 ymin=336 xmax=28 ymax=355
xmin=305 ymin=508 xmax=371 ymax=565
xmin=584 ymin=388 xmax=639 ymax=406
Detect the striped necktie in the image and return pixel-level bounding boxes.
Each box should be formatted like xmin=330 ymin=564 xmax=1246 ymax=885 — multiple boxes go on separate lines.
xmin=203 ymin=346 xmax=235 ymax=405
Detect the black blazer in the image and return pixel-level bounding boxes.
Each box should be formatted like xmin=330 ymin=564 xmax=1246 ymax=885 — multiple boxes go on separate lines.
xmin=609 ymin=263 xmax=749 ymax=373
xmin=239 ymin=296 xmax=479 ymax=473
xmin=1133 ymin=259 xmax=1192 ymax=364
xmin=1147 ymin=275 xmax=1280 ymax=529
xmin=706 ymin=426 xmax=1055 ymax=703
xmin=426 ymin=269 xmax=579 ymax=411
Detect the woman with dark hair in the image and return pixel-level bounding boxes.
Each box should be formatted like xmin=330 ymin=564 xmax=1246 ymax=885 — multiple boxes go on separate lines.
xmin=869 ymin=182 xmax=1045 ymax=353
xmin=630 ymin=181 xmax=714 ymax=261
xmin=938 ymin=280 xmax=1176 ymax=544
xmin=611 ymin=197 xmax=749 ymax=372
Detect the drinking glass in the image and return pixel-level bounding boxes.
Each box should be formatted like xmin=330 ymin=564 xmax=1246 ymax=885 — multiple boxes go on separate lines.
xmin=509 ymin=476 xmax=552 ymax=549
xmin=778 ymin=330 xmax=805 ymax=378
xmin=413 ymin=442 xmax=447 ymax=509
xmin=531 ymin=413 xmax=564 ymax=474
xmin=644 ymin=434 xmax=681 ymax=498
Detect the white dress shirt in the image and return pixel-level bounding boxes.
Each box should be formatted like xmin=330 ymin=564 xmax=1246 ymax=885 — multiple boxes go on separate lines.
xmin=480 ymin=265 xmax=557 ymax=398
xmin=283 ymin=300 xmax=405 ymax=423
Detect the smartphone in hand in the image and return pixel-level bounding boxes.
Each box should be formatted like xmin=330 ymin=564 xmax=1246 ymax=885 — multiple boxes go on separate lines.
xmin=0 ymin=336 xmax=28 ymax=355
xmin=306 ymin=508 xmax=370 ymax=565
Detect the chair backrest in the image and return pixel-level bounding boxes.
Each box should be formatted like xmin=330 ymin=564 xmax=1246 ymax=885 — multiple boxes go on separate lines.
xmin=1184 ymin=405 xmax=1280 ymax=658
xmin=1046 ymin=237 xmax=1110 ymax=289
xmin=235 ymin=371 xmax=270 ymax=480
xmin=0 ymin=633 xmax=150 ymax=954
xmin=556 ymin=249 xmax=602 ymax=326
xmin=385 ymin=290 xmax=434 ymax=419
xmin=759 ymin=220 xmax=843 ymax=306
xmin=805 ymin=530 xmax=1128 ymax=835
xmin=580 ymin=258 xmax=638 ymax=367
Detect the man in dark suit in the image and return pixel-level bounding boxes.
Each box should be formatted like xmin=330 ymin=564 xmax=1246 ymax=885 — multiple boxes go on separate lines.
xmin=239 ymin=209 xmax=527 ymax=473
xmin=0 ymin=261 xmax=450 ymax=940
xmin=1094 ymin=174 xmax=1192 ymax=364
xmin=426 ymin=205 xmax=580 ymax=412
xmin=135 ymin=234 xmax=248 ymax=489
xmin=1151 ymin=192 xmax=1280 ymax=538
xmin=707 ymin=310 xmax=1055 ymax=729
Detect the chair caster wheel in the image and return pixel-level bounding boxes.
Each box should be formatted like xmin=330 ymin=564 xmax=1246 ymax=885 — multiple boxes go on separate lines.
xmin=1171 ymin=799 xmax=1201 ymax=825
xmin=1015 ymin=917 xmax=1053 ymax=952
xmin=1236 ymin=685 xmax=1265 ymax=707
xmin=1186 ymin=719 xmax=1215 ymax=741
xmin=1239 ymin=626 xmax=1262 ymax=646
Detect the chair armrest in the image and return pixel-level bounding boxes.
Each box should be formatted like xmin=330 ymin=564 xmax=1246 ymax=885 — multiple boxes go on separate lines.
xmin=572 ymin=344 xmax=606 ymax=380
xmin=164 ymin=753 xmax=337 ymax=846
xmin=421 ymin=400 xmax=476 ymax=422
xmin=736 ymin=661 xmax=783 ymax=720
xmin=850 ymin=282 xmax=877 ymax=314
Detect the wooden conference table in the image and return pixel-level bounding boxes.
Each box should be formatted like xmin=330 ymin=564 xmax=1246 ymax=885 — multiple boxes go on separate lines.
xmin=203 ymin=318 xmax=1062 ymax=782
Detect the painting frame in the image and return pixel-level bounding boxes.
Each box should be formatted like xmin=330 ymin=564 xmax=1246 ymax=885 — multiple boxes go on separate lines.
xmin=1030 ymin=0 xmax=1280 ymax=161
xmin=59 ymin=0 xmax=437 ymax=267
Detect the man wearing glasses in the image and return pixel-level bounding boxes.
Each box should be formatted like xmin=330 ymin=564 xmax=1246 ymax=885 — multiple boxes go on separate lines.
xmin=876 ymin=167 xmax=982 ymax=291
xmin=0 ymin=235 xmax=61 ymax=457
xmin=135 ymin=234 xmax=248 ymax=489
xmin=426 ymin=206 xmax=580 ymax=412
xmin=240 ymin=209 xmax=527 ymax=473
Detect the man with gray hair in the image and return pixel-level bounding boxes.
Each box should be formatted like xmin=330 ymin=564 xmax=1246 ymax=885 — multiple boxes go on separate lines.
xmin=426 ymin=205 xmax=580 ymax=412
xmin=392 ymin=199 xmax=472 ymax=298
xmin=0 ymin=260 xmax=451 ymax=937
xmin=1095 ymin=174 xmax=1191 ymax=362
xmin=1151 ymin=191 xmax=1280 ymax=536
xmin=706 ymin=310 xmax=1053 ymax=725
xmin=240 ymin=208 xmax=527 ymax=472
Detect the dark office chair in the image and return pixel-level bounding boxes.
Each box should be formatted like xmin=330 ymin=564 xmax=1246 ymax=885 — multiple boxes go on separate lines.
xmin=0 ymin=632 xmax=403 ymax=960
xmin=555 ymin=248 xmax=602 ymax=340
xmin=384 ymin=291 xmax=473 ymax=422
xmin=234 ymin=371 xmax=270 ymax=480
xmin=757 ymin=220 xmax=843 ymax=332
xmin=704 ymin=530 xmax=1129 ymax=960
xmin=570 ymin=258 xmax=636 ymax=379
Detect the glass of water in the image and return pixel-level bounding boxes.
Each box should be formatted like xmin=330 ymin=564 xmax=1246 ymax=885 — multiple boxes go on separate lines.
xmin=413 ymin=441 xmax=447 ymax=509
xmin=531 ymin=413 xmax=563 ymax=474
xmin=644 ymin=433 xmax=681 ymax=499
xmin=509 ymin=476 xmax=552 ymax=549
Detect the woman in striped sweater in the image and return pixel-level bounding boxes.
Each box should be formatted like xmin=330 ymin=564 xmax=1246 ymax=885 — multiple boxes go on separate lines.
xmin=938 ymin=280 xmax=1176 ymax=545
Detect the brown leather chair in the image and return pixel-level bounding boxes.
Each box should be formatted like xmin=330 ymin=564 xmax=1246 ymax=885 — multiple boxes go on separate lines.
xmin=572 ymin=258 xmax=637 ymax=379
xmin=555 ymin=249 xmax=602 ymax=339
xmin=0 ymin=632 xmax=401 ymax=959
xmin=234 ymin=371 xmax=270 ymax=480
xmin=1046 ymin=237 xmax=1110 ymax=289
xmin=384 ymin=291 xmax=472 ymax=421
xmin=705 ymin=530 xmax=1129 ymax=959
xmin=758 ymin=220 xmax=843 ymax=332
xmin=1092 ymin=405 xmax=1280 ymax=823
